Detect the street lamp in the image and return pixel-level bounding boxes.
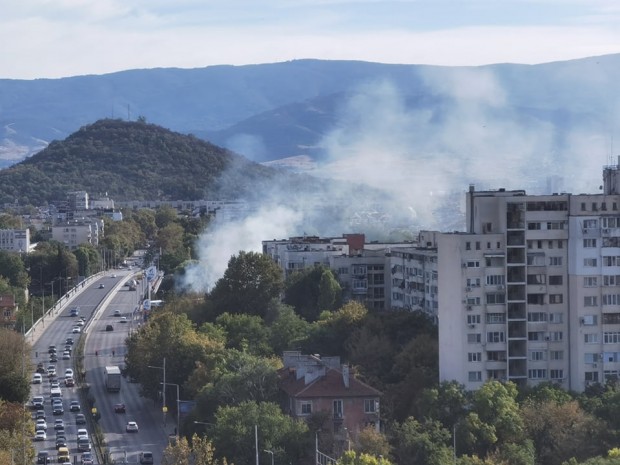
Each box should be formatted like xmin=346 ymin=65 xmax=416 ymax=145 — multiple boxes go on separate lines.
xmin=147 ymin=358 xmax=166 ymax=426
xmin=264 ymin=449 xmax=274 ymax=465
xmin=162 ymin=382 xmax=181 ymax=436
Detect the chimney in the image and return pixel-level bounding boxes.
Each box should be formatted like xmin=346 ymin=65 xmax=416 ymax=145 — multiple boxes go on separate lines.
xmin=342 ymin=364 xmax=350 ymax=388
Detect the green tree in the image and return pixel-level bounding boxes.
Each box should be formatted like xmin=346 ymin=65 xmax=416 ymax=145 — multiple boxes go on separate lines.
xmin=209 ymin=251 xmax=283 ymax=318
xmin=390 ymin=417 xmax=453 ymax=465
xmin=338 ymin=450 xmax=394 ymax=465
xmin=305 ymin=301 xmax=368 ymax=356
xmin=0 ymin=329 xmax=31 ymax=403
xmin=356 ymin=426 xmax=392 ymax=458
xmin=416 ymin=381 xmax=469 ymax=429
xmin=266 ymin=303 xmax=311 ymax=355
xmin=0 ymin=250 xmax=29 ymax=288
xmin=284 ymin=265 xmax=342 ymax=321
xmin=212 ymin=401 xmax=309 ymax=465
xmin=215 ymin=312 xmax=272 ymax=355
xmin=155 ymin=205 xmax=178 ymax=228
xmin=0 ymin=399 xmax=35 ymax=465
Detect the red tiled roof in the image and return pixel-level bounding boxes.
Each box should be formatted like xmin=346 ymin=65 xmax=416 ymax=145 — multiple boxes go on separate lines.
xmin=0 ymin=295 xmax=16 ymax=308
xmin=279 ymin=367 xmax=381 ymax=398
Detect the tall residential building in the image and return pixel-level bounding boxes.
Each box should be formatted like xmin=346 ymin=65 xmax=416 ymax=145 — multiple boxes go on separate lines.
xmin=439 ymin=160 xmax=620 ymax=392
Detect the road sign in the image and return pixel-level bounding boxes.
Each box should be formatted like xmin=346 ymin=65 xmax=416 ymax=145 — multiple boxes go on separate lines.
xmin=143 ymin=299 xmax=151 ymax=311
xmin=146 ymin=266 xmax=157 ymax=282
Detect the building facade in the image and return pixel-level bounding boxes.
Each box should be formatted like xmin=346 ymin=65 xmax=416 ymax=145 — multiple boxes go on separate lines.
xmin=0 ymin=228 xmax=30 ymax=253
xmin=439 ymin=161 xmax=620 ymax=392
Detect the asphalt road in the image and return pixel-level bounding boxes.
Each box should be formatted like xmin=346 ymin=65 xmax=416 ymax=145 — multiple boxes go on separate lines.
xmin=29 ymin=267 xmax=170 ymax=465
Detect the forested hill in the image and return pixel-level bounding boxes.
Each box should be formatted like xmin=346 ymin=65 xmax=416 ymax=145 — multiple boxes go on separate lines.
xmin=0 ymin=119 xmax=311 ymax=205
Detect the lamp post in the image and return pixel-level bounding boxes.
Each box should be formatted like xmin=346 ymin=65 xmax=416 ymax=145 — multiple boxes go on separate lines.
xmin=147 ymin=358 xmax=166 ymax=426
xmin=264 ymin=449 xmax=274 ymax=465
xmin=161 ymin=382 xmax=180 ymax=436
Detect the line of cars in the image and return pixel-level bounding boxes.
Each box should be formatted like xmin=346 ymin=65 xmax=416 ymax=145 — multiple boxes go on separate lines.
xmin=33 ymin=311 xmax=93 ymax=465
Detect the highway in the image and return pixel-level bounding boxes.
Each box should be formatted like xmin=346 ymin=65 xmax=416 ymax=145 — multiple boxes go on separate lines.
xmin=29 ymin=267 xmax=169 ymax=465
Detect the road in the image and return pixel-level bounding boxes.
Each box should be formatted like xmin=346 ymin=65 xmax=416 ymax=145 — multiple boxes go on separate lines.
xmin=29 ymin=267 xmax=169 ymax=465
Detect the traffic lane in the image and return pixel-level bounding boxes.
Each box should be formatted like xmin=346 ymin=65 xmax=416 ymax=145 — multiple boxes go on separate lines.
xmin=84 ymin=287 xmax=169 ymax=464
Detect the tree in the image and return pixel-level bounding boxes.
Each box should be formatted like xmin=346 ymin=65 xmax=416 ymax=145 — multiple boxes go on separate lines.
xmin=155 ymin=205 xmax=178 ymax=228
xmin=284 ymin=265 xmax=342 ymax=321
xmin=356 ymin=426 xmax=392 ymax=458
xmin=213 ymin=401 xmax=309 ymax=465
xmin=338 ymin=450 xmax=394 ymax=465
xmin=266 ymin=302 xmax=311 ymax=355
xmin=215 ymin=312 xmax=272 ymax=355
xmin=0 ymin=329 xmax=31 ymax=403
xmin=209 ymin=251 xmax=283 ymax=318
xmin=390 ymin=417 xmax=453 ymax=465
xmin=416 ymin=381 xmax=469 ymax=429
xmin=0 ymin=399 xmax=35 ymax=465
xmin=305 ymin=301 xmax=368 ymax=356
xmin=0 ymin=250 xmax=29 ymax=288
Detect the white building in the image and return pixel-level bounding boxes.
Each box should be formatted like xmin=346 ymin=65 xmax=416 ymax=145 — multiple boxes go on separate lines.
xmin=0 ymin=229 xmax=30 ymax=253
xmin=439 ymin=160 xmax=620 ymax=392
xmin=51 ymin=220 xmax=103 ymax=250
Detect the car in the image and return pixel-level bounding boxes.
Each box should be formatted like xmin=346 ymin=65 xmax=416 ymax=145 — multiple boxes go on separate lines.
xmin=75 ymin=413 xmax=86 ymax=425
xmin=98 ymin=283 xmax=105 ymax=289
xmin=105 ymin=324 xmax=114 ymax=332
xmin=69 ymin=306 xmax=80 ymax=317
xmin=54 ymin=419 xmax=64 ymax=430
xmin=47 ymin=365 xmax=56 ymax=375
xmin=55 ymin=436 xmax=67 ymax=449
xmin=75 ymin=319 xmax=84 ymax=326
xmin=111 ymin=274 xmax=117 ymax=278
xmin=126 ymin=421 xmax=139 ymax=432
xmin=72 ymin=326 xmax=81 ymax=333
xmin=70 ymin=400 xmax=81 ymax=412
xmin=50 ymin=380 xmax=60 ymax=389
xmin=65 ymin=377 xmax=75 ymax=387
xmin=113 ymin=309 xmax=122 ymax=317
xmin=49 ymin=354 xmax=58 ymax=363
xmin=114 ymin=403 xmax=126 ymax=413
xmin=36 ymin=363 xmax=46 ymax=374
xmin=81 ymin=452 xmax=94 ymax=465
xmin=139 ymin=451 xmax=154 ymax=464
xmin=35 ymin=419 xmax=47 ymax=431
xmin=32 ymin=373 xmax=42 ymax=384
xmin=62 ymin=351 xmax=71 ymax=360
xmin=77 ymin=428 xmax=88 ymax=440
xmin=55 ymin=427 xmax=66 ymax=438
xmin=65 ymin=369 xmax=73 ymax=378
xmin=32 ymin=397 xmax=44 ymax=409
xmin=34 ymin=429 xmax=46 ymax=441
xmin=37 ymin=451 xmax=49 ymax=464
xmin=119 ymin=316 xmax=127 ymax=323
xmin=48 ymin=345 xmax=57 ymax=354
xmin=65 ymin=337 xmax=74 ymax=345
xmin=77 ymin=437 xmax=91 ymax=452
xmin=53 ymin=404 xmax=64 ymax=415
xmin=64 ymin=344 xmax=72 ymax=353
xmin=57 ymin=446 xmax=70 ymax=463
xmin=34 ymin=410 xmax=46 ymax=420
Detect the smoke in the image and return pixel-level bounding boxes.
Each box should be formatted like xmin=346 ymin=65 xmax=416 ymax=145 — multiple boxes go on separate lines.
xmin=182 ymin=64 xmax=618 ymax=292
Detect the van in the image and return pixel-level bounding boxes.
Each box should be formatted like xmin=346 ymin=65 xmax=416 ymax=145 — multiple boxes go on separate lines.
xmin=50 ymin=387 xmax=62 ymax=399
xmin=57 ymin=446 xmax=70 ymax=462
xmin=139 ymin=451 xmax=154 ymax=464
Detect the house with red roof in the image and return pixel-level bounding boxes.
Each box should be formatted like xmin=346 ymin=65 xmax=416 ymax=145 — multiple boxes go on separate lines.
xmin=278 ymin=351 xmax=381 ymax=446
xmin=0 ymin=294 xmax=17 ymax=329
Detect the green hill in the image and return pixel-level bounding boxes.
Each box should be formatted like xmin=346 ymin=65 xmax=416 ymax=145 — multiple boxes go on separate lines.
xmin=0 ymin=119 xmax=301 ymax=205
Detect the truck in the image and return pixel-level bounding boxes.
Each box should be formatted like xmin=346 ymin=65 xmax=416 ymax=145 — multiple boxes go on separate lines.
xmin=104 ymin=366 xmax=121 ymax=392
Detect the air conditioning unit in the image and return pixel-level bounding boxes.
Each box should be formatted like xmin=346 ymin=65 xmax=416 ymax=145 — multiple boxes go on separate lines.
xmin=580 ymin=317 xmax=585 ymax=324
xmin=584 ymin=228 xmax=588 ymax=234
xmin=545 ymin=336 xmax=550 ymax=341
xmin=462 ymin=263 xmax=468 ymax=268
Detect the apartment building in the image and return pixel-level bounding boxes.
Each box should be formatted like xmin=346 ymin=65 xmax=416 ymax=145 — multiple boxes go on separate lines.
xmin=0 ymin=228 xmax=30 ymax=253
xmin=51 ymin=220 xmax=104 ymax=250
xmin=439 ymin=160 xmax=620 ymax=392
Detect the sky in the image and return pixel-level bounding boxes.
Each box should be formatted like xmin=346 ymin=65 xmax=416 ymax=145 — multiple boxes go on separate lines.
xmin=2 ymin=0 xmax=620 ymax=80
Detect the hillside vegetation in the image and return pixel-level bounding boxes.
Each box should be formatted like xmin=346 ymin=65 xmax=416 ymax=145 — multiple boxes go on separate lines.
xmin=0 ymin=119 xmax=305 ymax=205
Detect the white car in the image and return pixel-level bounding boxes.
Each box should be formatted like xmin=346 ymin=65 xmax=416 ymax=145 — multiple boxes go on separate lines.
xmin=72 ymin=326 xmax=81 ymax=333
xmin=35 ymin=419 xmax=47 ymax=431
xmin=77 ymin=428 xmax=88 ymax=440
xmin=119 ymin=317 xmax=127 ymax=324
xmin=125 ymin=421 xmax=139 ymax=433
xmin=34 ymin=429 xmax=46 ymax=441
xmin=32 ymin=373 xmax=42 ymax=384
xmin=65 ymin=369 xmax=74 ymax=378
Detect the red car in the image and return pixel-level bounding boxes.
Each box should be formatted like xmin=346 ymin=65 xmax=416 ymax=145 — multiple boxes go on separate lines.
xmin=114 ymin=403 xmax=126 ymax=413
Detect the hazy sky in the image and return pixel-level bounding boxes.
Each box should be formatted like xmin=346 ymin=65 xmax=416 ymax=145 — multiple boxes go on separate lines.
xmin=2 ymin=0 xmax=620 ymax=80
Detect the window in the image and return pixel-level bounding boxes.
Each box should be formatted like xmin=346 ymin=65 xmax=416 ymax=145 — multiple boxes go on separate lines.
xmin=584 ymin=239 xmax=597 ymax=248
xmin=487 ymin=351 xmax=507 ymax=361
xmin=581 ymin=202 xmax=587 ymax=211
xmin=467 ymin=315 xmax=481 ymax=325
xmin=528 ymin=222 xmax=541 ymax=230
xmin=467 ymin=333 xmax=482 ymax=344
xmin=584 ymin=258 xmax=598 ymax=267
xmin=584 ymin=333 xmax=599 ymax=344
xmin=585 ymin=372 xmax=599 ymax=382
xmin=468 ymin=371 xmax=482 ymax=382
xmin=364 ymin=399 xmax=377 ymax=414
xmin=603 ymin=313 xmax=620 ymax=324
xmin=582 ymin=315 xmax=598 ymax=325
xmin=528 ymin=331 xmax=546 ymax=341
xmin=584 ymin=277 xmax=598 ymax=287
xmin=603 ymin=256 xmax=620 ymax=267
xmin=528 ymin=312 xmax=547 ymax=322
xmin=604 ymin=332 xmax=620 ymax=344
xmin=603 ymin=294 xmax=620 ymax=306
xmin=300 ymin=401 xmax=312 ymax=415
xmin=466 ymin=242 xmax=471 ymax=250
xmin=549 ymin=312 xmax=564 ymax=323
xmin=527 ymin=274 xmax=546 ymax=285
xmin=468 ymin=352 xmax=482 ymax=362
xmin=466 ymin=278 xmax=481 ymax=288
xmin=604 ymin=275 xmax=620 ymax=286
xmin=550 ymin=350 xmax=564 ymax=360
xmin=547 ymin=222 xmax=564 ymax=230
xmin=333 ymin=399 xmax=343 ymax=418
xmin=550 ymin=369 xmax=564 ymax=380
xmin=467 ymin=297 xmax=481 ymax=305
xmin=475 ymin=241 xmax=480 ymax=250
xmin=487 ymin=332 xmax=505 ymax=343
xmin=584 ymin=219 xmax=598 ymax=229
xmin=584 ymin=296 xmax=599 ymax=307
xmin=530 ymin=350 xmax=546 ymax=361
xmin=528 ymin=369 xmax=547 ymax=379
xmin=486 ymin=293 xmax=506 ymax=305
xmin=549 ymin=294 xmax=564 ymax=304
xmin=549 ymin=275 xmax=563 ymax=285
xmin=584 ymin=353 xmax=598 ymax=364
xmin=467 ymin=260 xmax=480 ymax=268
xmin=486 ymin=275 xmax=505 ymax=285
xmin=548 ymin=331 xmax=563 ymax=341
xmin=486 ymin=313 xmax=505 ymax=324
xmin=549 ymin=257 xmax=563 ymax=266
xmin=527 ymin=294 xmax=545 ymax=305
xmin=528 ymin=254 xmax=545 ymax=266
